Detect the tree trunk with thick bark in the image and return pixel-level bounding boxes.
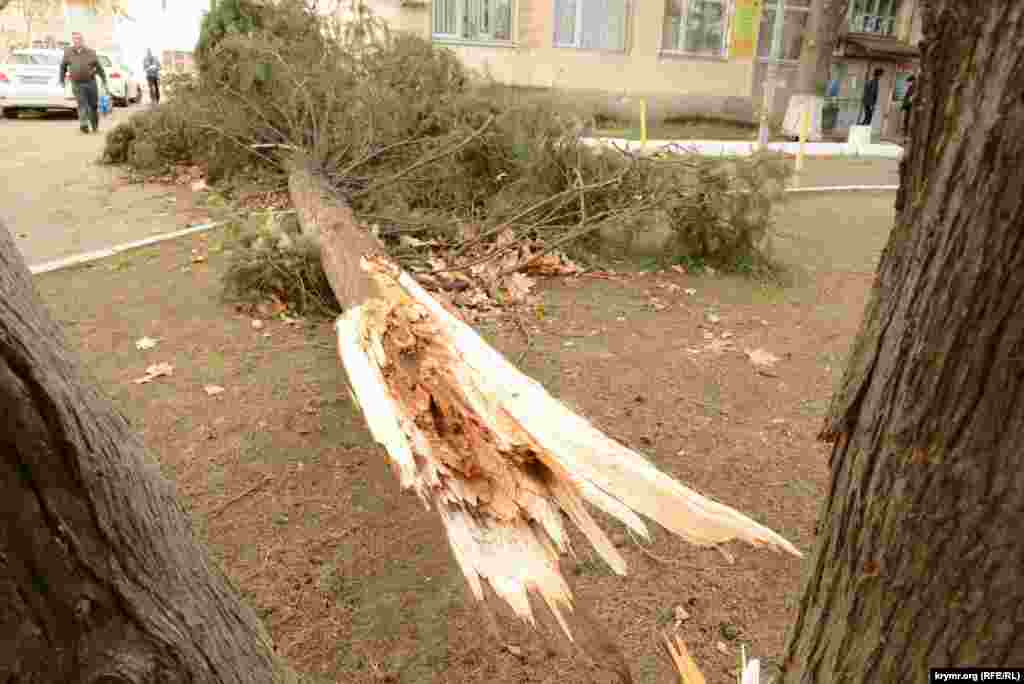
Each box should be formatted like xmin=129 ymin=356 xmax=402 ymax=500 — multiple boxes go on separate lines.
xmin=0 ymin=224 xmax=294 ymax=683
xmin=780 ymin=2 xmax=1024 ymax=681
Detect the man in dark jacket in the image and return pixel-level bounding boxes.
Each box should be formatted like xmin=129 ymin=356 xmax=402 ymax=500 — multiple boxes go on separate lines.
xmin=859 ymin=68 xmax=884 ymax=126
xmin=58 ymin=32 xmax=109 ymax=134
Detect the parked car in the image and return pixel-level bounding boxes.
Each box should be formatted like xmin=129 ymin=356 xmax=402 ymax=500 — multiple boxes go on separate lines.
xmin=0 ymin=49 xmax=76 ymax=118
xmin=98 ymin=52 xmax=142 ymax=107
xmin=0 ymin=47 xmax=140 ymax=119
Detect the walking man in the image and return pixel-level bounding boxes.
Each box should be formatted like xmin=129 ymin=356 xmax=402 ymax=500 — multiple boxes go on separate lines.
xmin=58 ymin=31 xmax=109 ymax=134
xmin=143 ymin=49 xmax=161 ymax=105
xmin=859 ymin=68 xmax=884 ymax=126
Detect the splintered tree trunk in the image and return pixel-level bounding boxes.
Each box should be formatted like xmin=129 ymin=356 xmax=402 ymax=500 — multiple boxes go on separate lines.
xmin=780 ymin=3 xmax=1024 ymax=681
xmin=285 ymin=158 xmax=802 ymax=684
xmin=0 ymin=222 xmax=293 ymax=682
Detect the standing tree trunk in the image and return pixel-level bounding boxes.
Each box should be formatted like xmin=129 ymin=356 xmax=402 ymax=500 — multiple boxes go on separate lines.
xmin=780 ymin=2 xmax=1024 ymax=681
xmin=0 ymin=222 xmax=295 ymax=682
xmin=783 ymin=0 xmax=848 ymax=141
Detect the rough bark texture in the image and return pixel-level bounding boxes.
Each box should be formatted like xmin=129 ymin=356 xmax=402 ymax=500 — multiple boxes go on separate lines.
xmin=0 ymin=222 xmax=294 ymax=682
xmin=796 ymin=0 xmax=827 ymax=95
xmin=287 ymin=157 xmax=386 ymax=311
xmin=780 ymin=2 xmax=1024 ymax=681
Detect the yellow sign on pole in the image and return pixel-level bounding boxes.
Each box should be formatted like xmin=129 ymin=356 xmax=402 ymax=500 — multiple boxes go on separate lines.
xmin=730 ymin=0 xmax=764 ymax=59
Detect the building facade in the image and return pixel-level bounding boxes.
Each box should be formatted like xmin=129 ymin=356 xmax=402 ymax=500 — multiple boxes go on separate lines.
xmin=350 ymin=0 xmax=921 ymax=132
xmin=0 ymin=0 xmax=118 ymax=55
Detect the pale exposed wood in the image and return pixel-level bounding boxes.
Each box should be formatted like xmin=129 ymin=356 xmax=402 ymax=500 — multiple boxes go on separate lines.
xmin=334 ymin=254 xmax=801 ymax=639
xmin=662 ymin=633 xmax=707 ymax=684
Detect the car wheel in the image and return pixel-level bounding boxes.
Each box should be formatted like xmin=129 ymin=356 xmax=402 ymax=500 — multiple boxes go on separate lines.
xmin=1 ymin=107 xmax=17 ymax=119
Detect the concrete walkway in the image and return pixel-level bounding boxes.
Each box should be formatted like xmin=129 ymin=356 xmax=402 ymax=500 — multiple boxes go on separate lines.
xmin=1 ymin=107 xmax=210 ymax=268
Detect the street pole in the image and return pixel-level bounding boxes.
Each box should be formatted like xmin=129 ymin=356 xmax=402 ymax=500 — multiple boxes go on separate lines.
xmin=757 ymin=0 xmax=787 ymax=147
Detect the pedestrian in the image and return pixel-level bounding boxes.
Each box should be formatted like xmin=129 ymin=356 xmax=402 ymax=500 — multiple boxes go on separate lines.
xmin=901 ymin=75 xmax=916 ymax=136
xmin=143 ymin=48 xmax=161 ymax=105
xmin=58 ymin=32 xmax=109 ymax=134
xmin=859 ymin=68 xmax=884 ymax=126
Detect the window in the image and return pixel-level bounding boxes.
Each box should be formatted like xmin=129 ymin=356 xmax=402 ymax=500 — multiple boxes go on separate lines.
xmin=554 ymin=0 xmax=628 ymax=51
xmin=849 ymin=0 xmax=901 ymax=36
xmin=433 ymin=0 xmax=513 ymax=42
xmin=757 ymin=1 xmax=810 ymax=61
xmin=662 ymin=0 xmax=727 ymax=56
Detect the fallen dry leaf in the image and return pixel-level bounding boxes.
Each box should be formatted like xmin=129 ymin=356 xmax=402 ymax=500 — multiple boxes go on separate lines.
xmin=190 ymin=179 xmax=208 ymax=192
xmin=133 ymin=362 xmax=174 ymax=384
xmin=135 ymin=336 xmax=159 ymax=351
xmin=704 ymin=338 xmax=735 ymax=354
xmin=674 ymin=605 xmax=691 ymax=623
xmin=504 ymin=272 xmax=536 ymax=302
xmin=524 ymin=252 xmax=580 ymax=276
xmin=716 ymin=545 xmax=736 ymax=565
xmin=706 ymin=313 xmax=722 ymax=324
xmin=191 ymin=254 xmax=207 ymax=264
xmin=746 ymin=348 xmax=781 ymax=368
xmin=716 ymin=641 xmax=730 ymax=655
xmin=251 ymin=319 xmax=265 ymax=330
xmin=684 ymin=288 xmax=697 ymax=296
xmin=204 ymin=385 xmax=225 ymax=396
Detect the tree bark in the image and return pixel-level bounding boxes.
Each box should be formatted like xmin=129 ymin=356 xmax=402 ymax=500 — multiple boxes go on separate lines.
xmin=0 ymin=222 xmax=294 ymax=683
xmin=779 ymin=2 xmax=1024 ymax=681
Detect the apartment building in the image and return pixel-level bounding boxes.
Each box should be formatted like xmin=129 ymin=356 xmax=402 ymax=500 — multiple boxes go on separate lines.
xmin=351 ymin=0 xmax=922 ymax=131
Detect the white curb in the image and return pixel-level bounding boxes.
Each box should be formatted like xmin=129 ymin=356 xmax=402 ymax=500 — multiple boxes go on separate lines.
xmin=29 ymin=220 xmax=226 ymax=275
xmin=582 ymin=137 xmax=905 ymax=160
xmin=787 ymin=184 xmax=899 ymax=193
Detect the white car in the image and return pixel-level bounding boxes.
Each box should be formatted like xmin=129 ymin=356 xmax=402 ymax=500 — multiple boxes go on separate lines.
xmin=98 ymin=52 xmax=143 ymax=107
xmin=0 ymin=47 xmax=140 ymax=119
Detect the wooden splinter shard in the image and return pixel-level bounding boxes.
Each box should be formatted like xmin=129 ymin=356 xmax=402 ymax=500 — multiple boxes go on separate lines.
xmin=336 ymin=254 xmax=801 ymax=640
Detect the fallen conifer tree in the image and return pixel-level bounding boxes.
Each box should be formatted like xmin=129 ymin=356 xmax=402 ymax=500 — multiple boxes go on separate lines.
xmin=288 ymin=156 xmax=802 ymax=679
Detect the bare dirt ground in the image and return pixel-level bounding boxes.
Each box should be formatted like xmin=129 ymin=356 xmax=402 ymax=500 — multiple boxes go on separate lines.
xmin=31 ymin=189 xmax=896 ymax=684
xmin=0 ymin=107 xmax=212 ymax=267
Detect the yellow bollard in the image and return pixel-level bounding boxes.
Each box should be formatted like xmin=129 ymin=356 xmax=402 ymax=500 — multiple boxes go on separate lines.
xmin=640 ymin=99 xmax=648 ymax=151
xmin=795 ymin=103 xmax=811 ymax=175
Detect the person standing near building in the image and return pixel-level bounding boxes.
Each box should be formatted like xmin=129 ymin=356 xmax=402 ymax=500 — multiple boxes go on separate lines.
xmin=143 ymin=48 xmax=161 ymax=105
xmin=859 ymin=68 xmax=884 ymax=126
xmin=58 ymin=32 xmax=109 ymax=134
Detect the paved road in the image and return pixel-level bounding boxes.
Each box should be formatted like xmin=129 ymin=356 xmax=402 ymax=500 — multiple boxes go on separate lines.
xmin=0 ymin=104 xmax=210 ymax=267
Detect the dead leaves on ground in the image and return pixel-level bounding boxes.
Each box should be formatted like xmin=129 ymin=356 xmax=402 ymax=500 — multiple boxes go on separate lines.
xmin=403 ymin=228 xmax=581 ymax=320
xmin=134 ymin=362 xmax=174 ymax=384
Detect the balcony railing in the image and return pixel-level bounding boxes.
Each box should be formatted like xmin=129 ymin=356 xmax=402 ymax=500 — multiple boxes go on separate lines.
xmin=849 ymin=13 xmax=897 ymax=36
